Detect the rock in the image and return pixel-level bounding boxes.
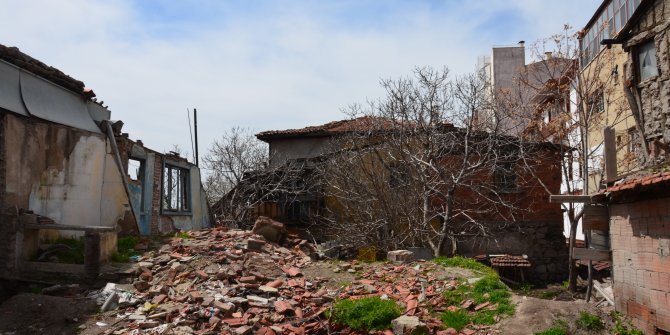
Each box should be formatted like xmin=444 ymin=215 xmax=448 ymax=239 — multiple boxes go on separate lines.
xmin=391 ymin=315 xmax=429 ymax=335
xmin=252 ymin=216 xmax=288 ymax=243
xmin=388 ymin=250 xmax=414 ymax=262
xmin=133 ymin=281 xmax=150 ymax=292
xmin=247 ymin=238 xmax=266 ymax=250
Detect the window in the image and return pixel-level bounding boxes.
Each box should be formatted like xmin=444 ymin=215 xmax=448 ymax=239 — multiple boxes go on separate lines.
xmin=495 ymin=160 xmax=517 ymax=193
xmin=637 ymin=40 xmax=659 ymax=81
xmin=587 ymin=90 xmax=605 ymax=113
xmin=580 ymin=0 xmax=641 ymax=67
xmin=162 ymin=164 xmax=190 ymax=213
xmin=628 ymin=127 xmax=642 ymax=156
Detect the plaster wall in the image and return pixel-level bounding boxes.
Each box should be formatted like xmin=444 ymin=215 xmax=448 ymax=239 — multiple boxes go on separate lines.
xmin=269 ymin=137 xmax=330 ymax=167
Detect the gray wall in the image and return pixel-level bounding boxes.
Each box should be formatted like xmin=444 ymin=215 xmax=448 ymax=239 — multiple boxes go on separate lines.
xmin=269 ymin=137 xmax=331 ymax=167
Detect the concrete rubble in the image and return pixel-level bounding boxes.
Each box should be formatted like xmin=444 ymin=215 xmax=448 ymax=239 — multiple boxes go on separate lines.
xmin=90 ymin=224 xmax=496 ymax=335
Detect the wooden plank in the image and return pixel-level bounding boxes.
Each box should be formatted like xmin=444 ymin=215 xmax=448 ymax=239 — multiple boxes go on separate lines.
xmin=583 ymin=205 xmax=609 ymax=231
xmin=604 ymin=126 xmax=618 ymax=182
xmin=572 ymin=248 xmax=612 ymax=261
xmin=593 ymin=281 xmax=614 ymax=305
xmin=549 ymin=195 xmax=594 ymax=203
xmin=22 ymin=223 xmax=115 ymax=232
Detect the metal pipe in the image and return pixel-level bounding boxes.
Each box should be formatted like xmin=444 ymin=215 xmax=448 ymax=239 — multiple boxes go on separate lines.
xmin=194 ymin=108 xmax=199 ymax=167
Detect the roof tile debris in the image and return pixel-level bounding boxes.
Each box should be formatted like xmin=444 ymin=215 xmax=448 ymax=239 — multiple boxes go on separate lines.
xmin=89 ymin=224 xmax=501 ymax=334
xmin=256 ymin=116 xmax=394 ymax=141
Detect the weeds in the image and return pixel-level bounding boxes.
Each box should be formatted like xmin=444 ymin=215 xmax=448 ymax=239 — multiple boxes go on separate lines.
xmin=332 ymin=297 xmax=401 ymax=331
xmin=576 ymin=311 xmax=603 ymax=331
xmin=111 ymin=236 xmax=140 ymax=263
xmin=437 ymin=257 xmax=514 ymax=329
xmin=534 ymin=319 xmax=569 ymax=335
xmin=434 ymin=256 xmax=496 ymax=276
xmin=441 ymin=310 xmax=470 ymax=331
xmin=175 ymin=231 xmax=191 ymax=239
xmin=37 ymin=237 xmax=85 ymax=264
xmin=610 ymin=311 xmax=643 ymax=335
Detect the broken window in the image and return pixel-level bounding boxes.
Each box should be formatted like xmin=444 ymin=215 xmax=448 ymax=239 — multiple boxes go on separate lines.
xmin=128 ymin=158 xmax=143 ymax=181
xmin=637 ymin=40 xmax=659 ymax=81
xmin=162 ymin=164 xmax=190 ymax=214
xmin=494 ymin=160 xmax=517 ymax=193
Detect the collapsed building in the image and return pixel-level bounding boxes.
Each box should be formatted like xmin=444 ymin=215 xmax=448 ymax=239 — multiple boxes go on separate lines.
xmin=214 ymin=117 xmax=570 ymax=283
xmin=0 ymin=45 xmax=211 ymax=280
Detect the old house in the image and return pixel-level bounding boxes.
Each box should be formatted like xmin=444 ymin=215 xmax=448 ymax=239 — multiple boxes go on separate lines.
xmin=579 ymin=0 xmax=645 ymax=193
xmin=0 ymin=45 xmax=210 ymax=280
xmin=250 ymin=117 xmax=568 ymax=282
xmin=605 ymin=0 xmax=669 ymax=332
xmin=555 ymin=0 xmax=670 ymax=332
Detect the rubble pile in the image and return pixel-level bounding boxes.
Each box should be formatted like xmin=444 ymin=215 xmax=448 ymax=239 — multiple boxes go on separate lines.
xmin=337 ymin=262 xmax=495 ymax=335
xmin=98 ymin=225 xmax=337 ymax=335
xmin=95 ymin=221 xmax=496 ymax=335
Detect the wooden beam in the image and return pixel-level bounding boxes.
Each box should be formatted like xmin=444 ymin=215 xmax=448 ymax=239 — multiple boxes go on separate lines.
xmin=549 ymin=195 xmax=594 ymax=203
xmin=604 ymin=126 xmax=618 ymax=182
xmin=572 ymin=248 xmax=612 ymax=261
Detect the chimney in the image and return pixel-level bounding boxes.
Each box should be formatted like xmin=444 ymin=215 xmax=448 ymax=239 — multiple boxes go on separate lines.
xmin=545 ymin=51 xmax=553 ymax=59
xmin=518 ymin=40 xmax=525 ymax=47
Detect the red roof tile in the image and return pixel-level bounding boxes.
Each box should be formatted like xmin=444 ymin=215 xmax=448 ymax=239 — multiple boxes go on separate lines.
xmin=256 ymin=116 xmax=400 ymax=141
xmin=605 ymin=171 xmax=670 ymax=193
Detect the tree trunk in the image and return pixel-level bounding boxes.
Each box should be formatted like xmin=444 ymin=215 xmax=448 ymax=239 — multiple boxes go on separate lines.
xmin=568 ymin=213 xmax=579 ymax=292
xmin=436 ymin=188 xmax=455 ymax=257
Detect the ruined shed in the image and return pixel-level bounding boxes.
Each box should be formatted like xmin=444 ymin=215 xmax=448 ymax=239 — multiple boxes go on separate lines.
xmin=0 ymin=45 xmax=210 ymax=280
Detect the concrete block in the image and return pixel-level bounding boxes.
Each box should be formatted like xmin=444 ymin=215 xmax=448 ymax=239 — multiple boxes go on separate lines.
xmin=387 ymin=250 xmax=414 ymax=263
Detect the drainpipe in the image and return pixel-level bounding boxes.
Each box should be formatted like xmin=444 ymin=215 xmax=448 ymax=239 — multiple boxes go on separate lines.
xmin=102 ymin=120 xmax=140 ymax=234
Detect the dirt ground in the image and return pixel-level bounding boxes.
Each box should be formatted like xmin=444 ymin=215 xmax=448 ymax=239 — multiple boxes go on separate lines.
xmin=496 ymin=294 xmax=614 ymax=334
xmin=0 ymin=293 xmax=96 ymax=335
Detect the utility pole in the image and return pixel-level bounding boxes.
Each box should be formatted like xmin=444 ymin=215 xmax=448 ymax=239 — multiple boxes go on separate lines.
xmin=194 ymin=108 xmax=199 ymax=167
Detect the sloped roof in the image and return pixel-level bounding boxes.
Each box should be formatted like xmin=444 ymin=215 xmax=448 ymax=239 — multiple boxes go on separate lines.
xmin=256 ymin=116 xmax=405 ymax=141
xmin=605 ymin=170 xmax=670 ymax=193
xmin=0 ymin=44 xmax=87 ymax=97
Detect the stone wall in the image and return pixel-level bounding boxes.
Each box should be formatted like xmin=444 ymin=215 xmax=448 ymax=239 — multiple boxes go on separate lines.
xmin=610 ymin=195 xmax=670 ymax=333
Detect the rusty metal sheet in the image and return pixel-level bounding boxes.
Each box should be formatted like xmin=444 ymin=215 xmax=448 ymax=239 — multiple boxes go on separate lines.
xmin=0 ymin=60 xmax=29 ymax=116
xmin=20 ymin=70 xmax=101 ymax=133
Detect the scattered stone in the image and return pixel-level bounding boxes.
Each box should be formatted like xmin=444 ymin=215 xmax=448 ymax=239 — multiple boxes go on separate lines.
xmin=391 ymin=315 xmax=429 ymax=335
xmin=252 ymin=216 xmax=288 ymax=243
xmin=388 ymin=250 xmax=414 ymax=262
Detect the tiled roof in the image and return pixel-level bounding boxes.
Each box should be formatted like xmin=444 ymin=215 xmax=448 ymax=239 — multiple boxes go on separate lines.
xmin=256 ymin=116 xmax=431 ymax=141
xmin=605 ymin=171 xmax=670 ymax=193
xmin=489 ymin=254 xmax=531 ymax=267
xmin=0 ymin=43 xmax=86 ymax=96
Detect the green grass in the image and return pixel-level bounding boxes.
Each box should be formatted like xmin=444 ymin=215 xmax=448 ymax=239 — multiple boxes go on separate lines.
xmin=436 ymin=257 xmax=514 ymax=329
xmin=111 ymin=236 xmax=140 ymax=263
xmin=441 ymin=310 xmax=470 ymax=331
xmin=175 ymin=231 xmax=191 ymax=239
xmin=37 ymin=237 xmax=86 ymax=264
xmin=535 ymin=320 xmax=569 ymax=335
xmin=434 ymin=256 xmax=497 ymax=276
xmin=332 ymin=297 xmax=401 ymax=331
xmin=609 ymin=311 xmax=643 ymax=335
xmin=576 ymin=311 xmax=603 ymax=331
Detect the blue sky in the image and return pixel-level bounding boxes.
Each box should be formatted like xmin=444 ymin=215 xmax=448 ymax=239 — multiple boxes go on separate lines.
xmin=0 ymin=0 xmax=600 ymax=162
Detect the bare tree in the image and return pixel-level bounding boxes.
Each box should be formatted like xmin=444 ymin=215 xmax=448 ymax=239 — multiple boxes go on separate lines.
xmin=203 ymin=127 xmax=267 ymax=203
xmin=203 ymin=127 xmax=317 ymax=228
xmin=315 ymin=67 xmax=548 ymax=257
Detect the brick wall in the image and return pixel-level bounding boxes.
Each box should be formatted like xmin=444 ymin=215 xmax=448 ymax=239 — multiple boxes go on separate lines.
xmin=610 ymin=196 xmax=670 ymax=333
xmin=150 ymin=154 xmax=163 ymax=235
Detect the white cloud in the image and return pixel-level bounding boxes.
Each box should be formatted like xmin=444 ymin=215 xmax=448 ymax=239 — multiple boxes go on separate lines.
xmin=0 ymin=0 xmax=600 ymax=160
